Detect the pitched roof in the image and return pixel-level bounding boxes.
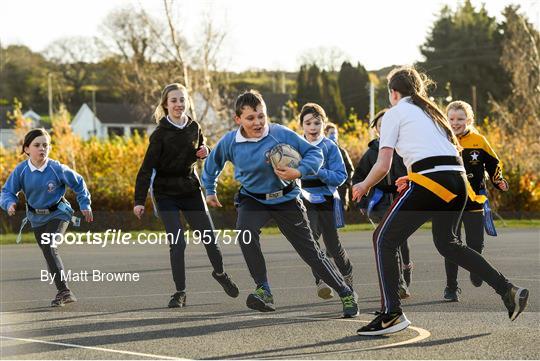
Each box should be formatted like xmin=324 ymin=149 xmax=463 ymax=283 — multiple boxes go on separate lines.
xmin=91 ymin=102 xmax=154 ymax=125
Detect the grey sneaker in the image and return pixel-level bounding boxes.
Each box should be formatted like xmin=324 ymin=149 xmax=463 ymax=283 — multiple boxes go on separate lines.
xmin=51 ymin=289 xmax=77 ymax=307
xmin=502 ymin=285 xmax=529 ymax=321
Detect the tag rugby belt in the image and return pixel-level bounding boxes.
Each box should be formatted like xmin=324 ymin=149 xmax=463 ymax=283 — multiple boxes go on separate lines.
xmin=408 ymin=156 xmax=486 ymax=204
xmin=242 ymin=182 xmax=296 ymax=200
xmin=26 ymin=198 xmax=64 ymax=215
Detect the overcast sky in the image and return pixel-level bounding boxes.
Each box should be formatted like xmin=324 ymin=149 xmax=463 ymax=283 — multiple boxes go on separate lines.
xmin=1 ymin=0 xmax=538 ymax=71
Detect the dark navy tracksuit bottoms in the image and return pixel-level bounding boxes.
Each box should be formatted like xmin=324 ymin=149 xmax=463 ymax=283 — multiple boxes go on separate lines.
xmin=156 ymin=191 xmax=225 ymax=292
xmin=304 ymin=196 xmax=353 ymax=283
xmin=234 ymin=192 xmax=350 ymax=295
xmin=33 ymin=218 xmax=70 ymax=292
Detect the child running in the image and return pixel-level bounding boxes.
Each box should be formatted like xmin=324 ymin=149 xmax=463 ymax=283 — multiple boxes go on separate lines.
xmin=1 ymin=128 xmax=93 ymax=307
xmin=202 ymin=90 xmax=359 ymax=318
xmin=443 ymin=100 xmax=509 ymax=301
xmin=352 ymin=109 xmax=414 ymax=299
xmin=134 ymin=83 xmax=239 ymax=308
xmin=298 ymin=103 xmax=355 ymax=300
xmin=353 ymin=66 xmax=528 ymax=336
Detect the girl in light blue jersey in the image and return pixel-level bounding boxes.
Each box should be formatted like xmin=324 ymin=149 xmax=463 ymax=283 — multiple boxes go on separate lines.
xmin=298 ymin=103 xmax=355 ymax=301
xmin=1 ymin=128 xmax=93 ymax=307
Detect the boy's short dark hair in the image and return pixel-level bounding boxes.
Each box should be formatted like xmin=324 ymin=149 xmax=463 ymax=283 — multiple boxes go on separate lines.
xmin=370 ymin=108 xmax=388 ymax=128
xmin=235 ymin=90 xmax=265 ymax=117
xmin=299 ymin=103 xmax=327 ymax=125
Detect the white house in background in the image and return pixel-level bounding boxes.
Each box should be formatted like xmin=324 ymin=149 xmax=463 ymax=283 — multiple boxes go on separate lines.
xmin=0 ymin=107 xmax=42 ymax=149
xmin=71 ymin=103 xmax=155 ymax=140
xmin=71 ymin=94 xmax=222 ymax=140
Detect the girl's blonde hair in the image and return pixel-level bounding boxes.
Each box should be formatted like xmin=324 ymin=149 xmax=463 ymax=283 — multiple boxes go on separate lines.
xmin=154 ymin=83 xmax=189 ymax=123
xmin=446 ymin=100 xmax=475 ymax=126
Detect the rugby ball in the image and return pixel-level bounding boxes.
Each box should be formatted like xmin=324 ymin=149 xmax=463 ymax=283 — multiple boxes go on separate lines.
xmin=268 ymin=143 xmax=302 ymax=169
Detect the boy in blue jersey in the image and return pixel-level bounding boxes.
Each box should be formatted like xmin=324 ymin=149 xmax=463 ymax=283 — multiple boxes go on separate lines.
xmin=202 ymin=90 xmax=358 ymax=318
xmin=298 ymin=103 xmax=356 ymax=301
xmin=1 ymin=129 xmax=93 ymax=307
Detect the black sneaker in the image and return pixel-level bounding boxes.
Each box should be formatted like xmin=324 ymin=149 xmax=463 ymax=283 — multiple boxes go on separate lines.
xmin=357 ymin=311 xmax=411 ymax=336
xmin=403 ymin=262 xmax=413 ymax=287
xmin=51 ymin=289 xmax=77 ymax=307
xmin=168 ymin=291 xmax=186 ymax=308
xmin=470 ymin=273 xmax=483 ymax=287
xmin=246 ymin=286 xmax=275 ymax=312
xmin=212 ymin=271 xmax=240 ymax=298
xmin=340 ymin=294 xmax=359 ymax=318
xmin=443 ymin=287 xmax=461 ymax=302
xmin=502 ymin=285 xmax=529 ymax=321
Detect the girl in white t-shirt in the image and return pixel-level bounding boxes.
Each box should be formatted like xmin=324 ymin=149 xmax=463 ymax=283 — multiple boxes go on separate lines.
xmin=353 ymin=66 xmax=528 ymax=336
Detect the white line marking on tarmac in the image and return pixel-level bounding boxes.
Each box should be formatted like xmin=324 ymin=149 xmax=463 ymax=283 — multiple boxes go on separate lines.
xmin=0 ymin=312 xmax=431 ymax=359
xmin=241 ymin=314 xmax=431 ymax=358
xmin=0 ymin=335 xmax=185 ymax=360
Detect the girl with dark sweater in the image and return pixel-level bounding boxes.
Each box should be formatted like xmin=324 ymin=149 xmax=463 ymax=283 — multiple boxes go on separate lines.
xmin=134 ymin=83 xmax=238 ymax=308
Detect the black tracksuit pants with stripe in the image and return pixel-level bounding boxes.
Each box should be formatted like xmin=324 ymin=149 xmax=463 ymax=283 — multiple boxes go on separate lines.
xmin=33 ymin=218 xmax=70 ymax=292
xmin=373 ymin=171 xmax=510 ymax=314
xmin=234 ymin=193 xmax=350 ymax=295
xmin=304 ymin=196 xmax=353 ymax=283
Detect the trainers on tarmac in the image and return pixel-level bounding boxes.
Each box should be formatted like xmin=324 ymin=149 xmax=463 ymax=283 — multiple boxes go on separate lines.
xmin=403 ymin=262 xmax=414 ymax=287
xmin=340 ymin=294 xmax=359 ymax=318
xmin=51 ymin=289 xmax=77 ymax=307
xmin=470 ymin=273 xmax=483 ymax=287
xmin=502 ymin=285 xmax=529 ymax=321
xmin=398 ymin=284 xmax=411 ymax=299
xmin=443 ymin=287 xmax=461 ymax=302
xmin=212 ymin=271 xmax=240 ymax=298
xmin=168 ymin=291 xmax=186 ymax=308
xmin=357 ymin=312 xmax=411 ymax=336
xmin=316 ymin=280 xmax=334 ymax=300
xmin=246 ymin=286 xmax=275 ymax=312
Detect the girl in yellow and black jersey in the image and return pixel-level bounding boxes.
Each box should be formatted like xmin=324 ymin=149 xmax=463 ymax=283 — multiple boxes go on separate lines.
xmin=443 ymin=100 xmax=509 ymax=302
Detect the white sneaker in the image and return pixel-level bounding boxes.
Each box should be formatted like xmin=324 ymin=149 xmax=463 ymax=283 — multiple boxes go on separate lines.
xmin=316 ymin=280 xmax=334 ymax=300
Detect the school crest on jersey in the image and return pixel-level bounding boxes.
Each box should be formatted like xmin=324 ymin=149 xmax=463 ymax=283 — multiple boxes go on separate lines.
xmin=46 ymin=180 xmax=57 ymax=193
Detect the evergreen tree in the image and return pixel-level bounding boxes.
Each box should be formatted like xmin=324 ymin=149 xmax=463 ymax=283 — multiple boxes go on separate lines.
xmin=419 ymin=0 xmax=510 ymax=119
xmin=338 ymin=61 xmax=370 ymax=119
xmin=321 ymin=70 xmax=346 ymax=123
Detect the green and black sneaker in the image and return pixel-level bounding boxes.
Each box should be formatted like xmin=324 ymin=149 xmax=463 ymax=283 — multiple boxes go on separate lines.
xmin=246 ymin=286 xmax=275 ymax=312
xmin=341 ymin=293 xmax=359 ymax=318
